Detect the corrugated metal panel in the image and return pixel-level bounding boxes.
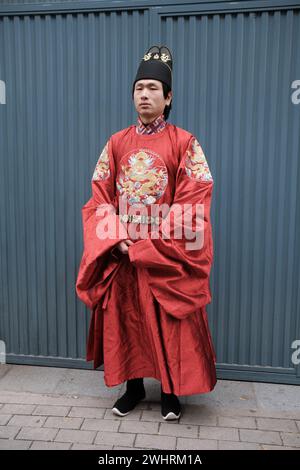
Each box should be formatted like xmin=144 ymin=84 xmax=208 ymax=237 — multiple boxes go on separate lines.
xmin=0 ymin=1 xmax=299 ymax=384
xmin=0 ymin=8 xmax=149 ymax=368
xmin=158 ymin=7 xmax=300 ymax=382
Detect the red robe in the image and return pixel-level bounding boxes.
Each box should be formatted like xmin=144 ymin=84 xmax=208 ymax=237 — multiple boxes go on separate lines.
xmin=76 ymin=122 xmax=217 ymax=396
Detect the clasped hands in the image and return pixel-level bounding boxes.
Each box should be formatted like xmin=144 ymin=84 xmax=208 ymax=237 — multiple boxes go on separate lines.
xmin=115 ymin=239 xmax=134 ymax=255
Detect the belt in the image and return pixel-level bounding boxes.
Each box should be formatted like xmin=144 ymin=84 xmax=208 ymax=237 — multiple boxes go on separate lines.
xmin=119 ymin=214 xmax=160 ymax=225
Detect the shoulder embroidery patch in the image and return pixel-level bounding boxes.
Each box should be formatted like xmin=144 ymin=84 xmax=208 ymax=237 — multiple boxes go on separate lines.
xmin=92 ymin=142 xmax=110 ymax=181
xmin=185 ymin=137 xmax=213 ymax=182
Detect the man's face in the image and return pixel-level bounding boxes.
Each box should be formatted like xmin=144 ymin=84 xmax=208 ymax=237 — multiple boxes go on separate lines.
xmin=133 ymin=79 xmax=172 ymax=123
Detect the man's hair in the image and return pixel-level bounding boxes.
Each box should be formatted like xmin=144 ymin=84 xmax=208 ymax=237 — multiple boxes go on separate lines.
xmin=132 ymin=81 xmax=172 ymax=120
xmin=162 ymin=82 xmax=172 ymax=120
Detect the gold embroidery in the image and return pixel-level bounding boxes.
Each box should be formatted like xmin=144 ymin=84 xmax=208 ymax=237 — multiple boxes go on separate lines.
xmin=92 ymin=142 xmax=110 ymax=181
xmin=116 ymin=149 xmax=168 ymax=206
xmin=185 ymin=138 xmax=213 ymax=182
xmin=160 ymin=53 xmax=170 ymax=62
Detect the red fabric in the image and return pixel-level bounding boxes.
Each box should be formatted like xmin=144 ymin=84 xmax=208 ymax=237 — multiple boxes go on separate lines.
xmin=76 ymin=122 xmax=217 ymax=395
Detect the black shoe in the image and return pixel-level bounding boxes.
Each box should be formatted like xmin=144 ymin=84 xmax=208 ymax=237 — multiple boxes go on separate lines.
xmin=112 ymin=378 xmax=146 ymax=417
xmin=161 ymin=386 xmax=181 ymax=420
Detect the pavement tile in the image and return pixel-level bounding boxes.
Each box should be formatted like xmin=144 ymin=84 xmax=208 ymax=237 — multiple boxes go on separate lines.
xmin=280 ymin=432 xmax=300 ymax=448
xmin=81 ymin=418 xmax=120 ymax=432
xmin=239 ymin=429 xmax=282 ymax=445
xmin=256 ymin=418 xmax=298 ymax=433
xmin=8 ymin=415 xmax=46 ymax=427
xmin=0 ymin=425 xmax=21 ymax=439
xmin=218 ymin=416 xmax=256 ymax=429
xmin=0 ymin=415 xmax=12 ymax=426
xmin=135 ymin=433 xmax=176 ymax=450
xmin=119 ymin=420 xmax=159 ymax=435
xmin=95 ymin=431 xmax=136 ymax=447
xmin=0 ymin=404 xmax=36 ymax=415
xmin=55 ymin=429 xmax=96 ymax=444
xmin=200 ymin=426 xmax=239 ymax=441
xmin=218 ymin=440 xmax=261 ymax=450
xmin=30 ymin=441 xmax=72 ymax=450
xmin=72 ymin=443 xmax=113 ymax=450
xmin=261 ymin=444 xmax=299 ymax=450
xmin=176 ymin=438 xmax=218 ymax=450
xmin=16 ymin=426 xmax=59 ymax=441
xmin=0 ymin=438 xmax=32 ymax=449
xmin=159 ymin=422 xmax=198 ymax=438
xmin=43 ymin=416 xmax=84 ymax=430
xmin=0 ymin=391 xmax=114 ymax=409
xmin=33 ymin=405 xmax=71 ymax=417
xmin=68 ymin=407 xmax=106 ymax=419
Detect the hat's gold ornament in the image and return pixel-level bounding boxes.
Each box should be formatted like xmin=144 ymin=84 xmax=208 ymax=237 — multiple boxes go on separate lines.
xmin=160 ymin=53 xmax=170 ymax=62
xmin=143 ymin=52 xmax=171 ymax=63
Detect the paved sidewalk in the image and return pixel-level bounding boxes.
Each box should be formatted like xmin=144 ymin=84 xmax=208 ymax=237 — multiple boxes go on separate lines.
xmin=0 ymin=364 xmax=299 ymax=450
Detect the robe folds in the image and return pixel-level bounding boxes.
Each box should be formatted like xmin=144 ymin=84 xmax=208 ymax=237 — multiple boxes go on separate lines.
xmin=76 ymin=122 xmax=217 ymax=396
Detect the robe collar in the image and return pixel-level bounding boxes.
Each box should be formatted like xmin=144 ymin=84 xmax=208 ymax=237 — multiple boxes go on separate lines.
xmin=136 ymin=113 xmax=166 ymax=135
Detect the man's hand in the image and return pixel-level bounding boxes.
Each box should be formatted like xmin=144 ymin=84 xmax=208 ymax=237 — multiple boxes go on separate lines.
xmin=115 ymin=239 xmax=134 ymax=255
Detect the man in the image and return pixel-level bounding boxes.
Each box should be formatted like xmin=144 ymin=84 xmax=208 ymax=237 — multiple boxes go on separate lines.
xmin=76 ymin=45 xmax=217 ymax=420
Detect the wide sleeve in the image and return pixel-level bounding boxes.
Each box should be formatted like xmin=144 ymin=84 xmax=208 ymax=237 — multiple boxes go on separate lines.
xmin=76 ymin=137 xmax=128 ymax=309
xmin=128 ymin=135 xmax=214 ymax=320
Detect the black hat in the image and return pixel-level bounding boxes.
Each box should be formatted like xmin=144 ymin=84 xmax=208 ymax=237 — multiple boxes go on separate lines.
xmin=133 ymin=45 xmax=173 ymax=90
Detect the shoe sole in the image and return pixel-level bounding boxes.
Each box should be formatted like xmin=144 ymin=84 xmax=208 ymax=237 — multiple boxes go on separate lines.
xmin=162 ymin=411 xmax=181 ymax=420
xmin=111 ymin=407 xmax=131 ymax=417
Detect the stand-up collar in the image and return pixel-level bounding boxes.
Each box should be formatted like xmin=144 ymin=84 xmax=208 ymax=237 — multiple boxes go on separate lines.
xmin=136 ymin=113 xmax=166 ymax=135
